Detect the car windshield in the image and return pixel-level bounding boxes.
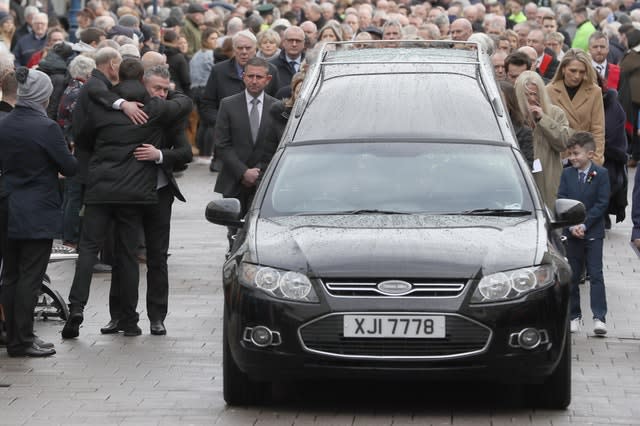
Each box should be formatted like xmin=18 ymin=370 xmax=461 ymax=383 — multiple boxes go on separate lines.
xmin=260 ymin=142 xmax=534 ymax=218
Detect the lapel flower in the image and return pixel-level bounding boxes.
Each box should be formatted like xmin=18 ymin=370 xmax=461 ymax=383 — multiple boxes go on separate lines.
xmin=587 ymin=170 xmax=597 ymax=184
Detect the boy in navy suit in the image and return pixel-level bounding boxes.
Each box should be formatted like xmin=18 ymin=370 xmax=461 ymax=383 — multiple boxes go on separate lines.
xmin=558 ymin=132 xmax=610 ymax=336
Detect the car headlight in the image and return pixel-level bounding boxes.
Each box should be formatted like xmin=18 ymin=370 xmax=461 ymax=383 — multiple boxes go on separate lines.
xmin=470 ymin=265 xmax=556 ymax=303
xmin=239 ymin=263 xmax=319 ymax=302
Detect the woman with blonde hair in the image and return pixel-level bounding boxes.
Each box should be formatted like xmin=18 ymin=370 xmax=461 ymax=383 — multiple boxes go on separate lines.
xmin=547 ymin=48 xmax=605 ymax=165
xmin=515 ymin=70 xmax=573 ymax=210
xmin=256 ymin=29 xmax=281 ymax=61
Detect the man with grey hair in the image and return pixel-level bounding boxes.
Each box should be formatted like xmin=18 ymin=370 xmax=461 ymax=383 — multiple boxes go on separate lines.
xmin=200 ymin=30 xmax=279 ymax=170
xmin=99 ymin=63 xmax=192 ymax=337
xmin=10 ymin=5 xmax=38 ymax=50
xmin=527 ymin=28 xmax=558 ymax=80
xmin=432 ymin=13 xmax=450 ymax=37
xmin=382 ymin=20 xmax=402 ymax=46
xmin=217 ymin=16 xmax=243 ymax=48
xmin=12 ymin=12 xmax=48 ymax=66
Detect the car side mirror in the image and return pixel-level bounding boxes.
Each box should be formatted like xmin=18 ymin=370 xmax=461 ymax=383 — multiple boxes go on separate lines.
xmin=205 ymin=199 xmax=243 ymax=228
xmin=551 ymin=199 xmax=586 ymax=229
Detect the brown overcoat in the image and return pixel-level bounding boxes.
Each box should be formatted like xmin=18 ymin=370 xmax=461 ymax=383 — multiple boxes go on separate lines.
xmin=532 ymin=104 xmax=573 ymax=212
xmin=546 ymin=80 xmax=605 ymax=165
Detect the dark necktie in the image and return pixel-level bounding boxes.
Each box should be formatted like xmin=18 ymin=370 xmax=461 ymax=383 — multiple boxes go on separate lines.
xmin=289 ymin=60 xmax=297 ymax=73
xmin=249 ymin=97 xmax=260 ymax=143
xmin=596 ymin=64 xmax=604 ymax=77
xmin=579 ymin=171 xmax=586 ymax=184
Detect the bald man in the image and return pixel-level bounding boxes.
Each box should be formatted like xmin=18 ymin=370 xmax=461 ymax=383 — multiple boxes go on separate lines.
xmin=141 ymin=51 xmax=167 ymax=69
xmin=450 ymin=18 xmax=473 ymax=41
xmin=517 ymin=46 xmax=538 ymax=71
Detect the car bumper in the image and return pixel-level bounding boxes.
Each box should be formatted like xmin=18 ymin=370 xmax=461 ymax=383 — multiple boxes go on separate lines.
xmin=225 ymin=282 xmax=569 ymax=384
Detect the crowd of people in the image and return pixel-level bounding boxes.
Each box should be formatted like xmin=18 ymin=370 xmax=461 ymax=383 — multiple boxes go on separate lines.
xmin=0 ymin=0 xmax=640 ymax=356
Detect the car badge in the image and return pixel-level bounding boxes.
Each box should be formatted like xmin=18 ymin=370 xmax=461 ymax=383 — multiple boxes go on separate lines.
xmin=377 ymin=280 xmax=412 ymax=295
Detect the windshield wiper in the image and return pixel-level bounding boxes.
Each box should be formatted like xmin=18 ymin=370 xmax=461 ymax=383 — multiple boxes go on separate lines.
xmin=459 ymin=208 xmax=532 ymax=216
xmin=295 ymin=209 xmax=413 ymax=216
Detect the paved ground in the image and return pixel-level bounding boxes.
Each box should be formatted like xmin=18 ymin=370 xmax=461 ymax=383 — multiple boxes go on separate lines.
xmin=0 ymin=162 xmax=639 ymax=425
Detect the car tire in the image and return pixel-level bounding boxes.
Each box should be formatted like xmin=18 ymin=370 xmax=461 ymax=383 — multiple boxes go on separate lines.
xmin=222 ymin=307 xmax=270 ymax=406
xmin=526 ymin=328 xmax=571 ymax=409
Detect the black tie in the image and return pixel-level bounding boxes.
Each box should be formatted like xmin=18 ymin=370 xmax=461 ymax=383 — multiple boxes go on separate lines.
xmin=289 ymin=61 xmax=297 ymax=73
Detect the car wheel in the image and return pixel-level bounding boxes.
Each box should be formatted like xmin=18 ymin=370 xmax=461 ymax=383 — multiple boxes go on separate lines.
xmin=526 ymin=328 xmax=571 ymax=409
xmin=222 ymin=307 xmax=270 ymax=406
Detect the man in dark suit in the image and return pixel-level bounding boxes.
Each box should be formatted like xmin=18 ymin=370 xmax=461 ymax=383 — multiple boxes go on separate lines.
xmin=527 ymin=29 xmax=559 ymax=80
xmin=589 ymin=32 xmax=621 ymax=90
xmin=62 ymin=59 xmax=192 ymax=339
xmin=269 ymin=26 xmax=306 ymax=94
xmin=200 ymin=30 xmax=279 ymax=171
xmin=214 ymin=57 xmax=277 ymax=248
xmin=557 ymin=132 xmax=610 ymax=336
xmin=100 ymin=65 xmax=193 ymax=337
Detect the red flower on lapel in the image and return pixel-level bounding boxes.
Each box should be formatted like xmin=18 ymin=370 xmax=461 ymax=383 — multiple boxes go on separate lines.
xmin=587 ymin=170 xmax=597 ymax=184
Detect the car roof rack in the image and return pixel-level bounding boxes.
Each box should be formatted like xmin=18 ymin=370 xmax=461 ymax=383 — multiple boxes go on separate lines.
xmin=297 ymin=39 xmax=502 ymax=120
xmin=315 ymin=39 xmax=486 ymax=66
xmin=287 ymin=39 xmax=508 ymax=144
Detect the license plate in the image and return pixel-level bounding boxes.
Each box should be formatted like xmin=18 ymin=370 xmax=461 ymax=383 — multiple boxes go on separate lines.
xmin=343 ymin=315 xmax=445 ymax=338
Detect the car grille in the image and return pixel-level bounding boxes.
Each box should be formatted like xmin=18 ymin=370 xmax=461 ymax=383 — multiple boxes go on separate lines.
xmin=322 ymin=279 xmax=467 ymax=297
xmin=299 ymin=314 xmax=491 ymax=359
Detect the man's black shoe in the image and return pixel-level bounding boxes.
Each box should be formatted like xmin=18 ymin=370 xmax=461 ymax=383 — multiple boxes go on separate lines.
xmin=8 ymin=343 xmax=56 ymax=357
xmin=150 ymin=320 xmax=166 ymax=336
xmin=61 ymin=310 xmax=83 ymax=339
xmin=123 ymin=325 xmax=142 ymax=336
xmin=100 ymin=319 xmax=122 ymax=334
xmin=34 ymin=336 xmax=54 ymax=349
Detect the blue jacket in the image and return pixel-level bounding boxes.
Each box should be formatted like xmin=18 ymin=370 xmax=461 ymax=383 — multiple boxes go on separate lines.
xmin=557 ymin=163 xmax=610 ymax=240
xmin=0 ymin=106 xmax=77 ymax=239
xmin=12 ymin=32 xmax=46 ymax=66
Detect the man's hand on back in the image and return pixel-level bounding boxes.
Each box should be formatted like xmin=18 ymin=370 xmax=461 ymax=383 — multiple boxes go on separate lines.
xmin=134 ymin=144 xmax=161 ymax=162
xmin=122 ymin=101 xmax=149 ymax=125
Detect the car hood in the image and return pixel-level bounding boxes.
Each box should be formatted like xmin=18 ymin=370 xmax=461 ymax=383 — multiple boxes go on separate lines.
xmin=253 ymin=215 xmax=541 ymax=278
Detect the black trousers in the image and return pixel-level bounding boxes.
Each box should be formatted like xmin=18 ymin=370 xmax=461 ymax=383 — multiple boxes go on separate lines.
xmin=109 ymin=186 xmax=174 ymax=322
xmin=1 ymin=238 xmax=52 ymax=353
xmin=68 ymin=204 xmax=143 ymax=327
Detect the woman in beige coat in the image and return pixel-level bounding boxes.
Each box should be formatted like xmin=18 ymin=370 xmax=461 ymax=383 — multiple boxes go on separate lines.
xmin=547 ymin=48 xmax=606 ymax=165
xmin=515 ymin=71 xmax=573 ymax=211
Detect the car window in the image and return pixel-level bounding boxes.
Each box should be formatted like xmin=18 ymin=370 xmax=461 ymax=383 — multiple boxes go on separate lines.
xmin=294 ymin=73 xmax=502 ymax=141
xmin=260 ymin=142 xmax=533 ymax=217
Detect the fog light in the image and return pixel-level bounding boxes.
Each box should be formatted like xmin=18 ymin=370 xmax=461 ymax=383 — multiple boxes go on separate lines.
xmin=518 ymin=328 xmax=541 ymax=349
xmin=250 ymin=326 xmax=273 ymax=347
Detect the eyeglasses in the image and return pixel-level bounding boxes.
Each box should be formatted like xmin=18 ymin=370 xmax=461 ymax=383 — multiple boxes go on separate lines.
xmin=285 ymin=38 xmax=304 ymax=44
